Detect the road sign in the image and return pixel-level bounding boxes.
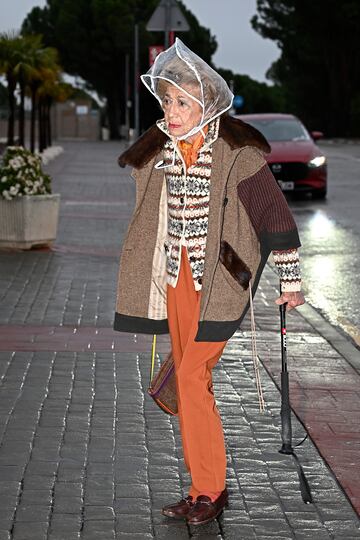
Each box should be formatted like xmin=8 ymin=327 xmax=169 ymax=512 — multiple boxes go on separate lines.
xmin=146 ymin=0 xmax=190 ymax=32
xmin=233 ymin=95 xmax=244 ymax=108
xmin=233 ymin=95 xmax=244 ymax=109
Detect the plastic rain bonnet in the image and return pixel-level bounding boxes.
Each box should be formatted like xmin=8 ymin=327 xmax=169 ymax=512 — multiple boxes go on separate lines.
xmin=141 ymin=38 xmax=234 ymax=141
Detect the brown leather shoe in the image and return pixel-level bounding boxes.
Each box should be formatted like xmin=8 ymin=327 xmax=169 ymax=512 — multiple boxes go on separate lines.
xmin=161 ymin=495 xmax=194 ymax=519
xmin=186 ymin=489 xmax=228 ymax=526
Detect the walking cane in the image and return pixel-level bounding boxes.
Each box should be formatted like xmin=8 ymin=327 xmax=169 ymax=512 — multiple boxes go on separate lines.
xmin=278 ymin=297 xmax=313 ymax=504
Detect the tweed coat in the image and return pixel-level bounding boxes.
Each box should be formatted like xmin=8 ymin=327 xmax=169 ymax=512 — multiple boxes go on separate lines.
xmin=114 ymin=115 xmax=300 ymax=342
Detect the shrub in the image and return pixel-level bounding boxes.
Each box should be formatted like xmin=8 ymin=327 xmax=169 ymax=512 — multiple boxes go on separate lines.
xmin=0 ymin=146 xmax=52 ymax=200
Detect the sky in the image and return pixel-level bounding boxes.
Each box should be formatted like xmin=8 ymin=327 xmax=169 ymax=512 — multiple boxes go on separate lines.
xmin=0 ymin=0 xmax=280 ymax=83
xmin=181 ymin=0 xmax=280 ymax=82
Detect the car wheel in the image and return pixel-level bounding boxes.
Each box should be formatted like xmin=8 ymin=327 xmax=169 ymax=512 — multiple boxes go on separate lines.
xmin=312 ymin=188 xmax=327 ymax=200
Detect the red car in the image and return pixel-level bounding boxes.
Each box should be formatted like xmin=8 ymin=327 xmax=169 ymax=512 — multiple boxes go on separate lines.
xmin=235 ymin=113 xmax=327 ymax=199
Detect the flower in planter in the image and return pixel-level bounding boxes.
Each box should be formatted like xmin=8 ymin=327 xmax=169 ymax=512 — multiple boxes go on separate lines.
xmin=0 ymin=146 xmax=52 ymax=200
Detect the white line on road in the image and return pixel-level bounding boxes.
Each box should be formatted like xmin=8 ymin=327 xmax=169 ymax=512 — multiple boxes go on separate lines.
xmin=64 ymin=201 xmax=128 ymax=206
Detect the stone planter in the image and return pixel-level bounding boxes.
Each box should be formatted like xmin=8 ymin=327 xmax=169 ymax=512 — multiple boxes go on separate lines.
xmin=0 ymin=194 xmax=60 ymax=249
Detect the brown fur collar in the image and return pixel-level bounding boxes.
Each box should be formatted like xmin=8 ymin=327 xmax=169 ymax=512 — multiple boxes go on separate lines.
xmin=118 ymin=114 xmax=270 ymax=168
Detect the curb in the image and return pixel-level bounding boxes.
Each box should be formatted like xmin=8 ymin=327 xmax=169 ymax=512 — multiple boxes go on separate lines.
xmin=298 ymin=302 xmax=360 ymax=374
xmin=266 ymin=262 xmax=360 ymax=375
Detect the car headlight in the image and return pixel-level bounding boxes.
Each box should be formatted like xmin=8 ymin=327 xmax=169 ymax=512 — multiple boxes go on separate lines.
xmin=308 ymin=156 xmax=326 ymax=168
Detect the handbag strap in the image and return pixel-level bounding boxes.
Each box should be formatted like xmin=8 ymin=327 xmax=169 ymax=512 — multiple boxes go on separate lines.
xmin=150 ymin=333 xmax=157 ymax=385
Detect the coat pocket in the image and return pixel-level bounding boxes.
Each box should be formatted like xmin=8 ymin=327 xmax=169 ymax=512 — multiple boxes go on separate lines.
xmin=219 ymin=240 xmax=252 ymax=291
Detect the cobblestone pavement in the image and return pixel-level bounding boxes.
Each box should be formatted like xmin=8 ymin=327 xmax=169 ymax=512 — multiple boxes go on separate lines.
xmin=0 ymin=141 xmax=359 ymax=539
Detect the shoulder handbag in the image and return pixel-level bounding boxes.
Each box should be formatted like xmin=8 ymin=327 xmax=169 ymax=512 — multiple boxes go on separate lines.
xmin=147 ymin=335 xmax=178 ymax=415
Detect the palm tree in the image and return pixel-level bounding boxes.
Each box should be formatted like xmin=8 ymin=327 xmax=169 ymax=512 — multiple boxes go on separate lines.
xmin=0 ymin=31 xmax=23 ymax=145
xmin=39 ymin=81 xmax=73 ymax=149
xmin=0 ymin=31 xmax=62 ymax=151
xmin=36 ymin=67 xmax=61 ymax=151
xmin=27 ymin=44 xmax=60 ymax=152
xmin=12 ymin=34 xmax=43 ymax=147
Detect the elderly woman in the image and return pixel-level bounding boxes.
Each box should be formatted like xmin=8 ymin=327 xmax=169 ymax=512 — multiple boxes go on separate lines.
xmin=114 ymin=39 xmax=304 ymax=526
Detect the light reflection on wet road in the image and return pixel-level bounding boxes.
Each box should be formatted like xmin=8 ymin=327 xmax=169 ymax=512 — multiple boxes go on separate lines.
xmin=287 ymin=142 xmax=360 ymax=345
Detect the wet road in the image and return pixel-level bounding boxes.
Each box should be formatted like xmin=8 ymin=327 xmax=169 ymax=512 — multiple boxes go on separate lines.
xmin=286 ymin=141 xmax=360 ymax=346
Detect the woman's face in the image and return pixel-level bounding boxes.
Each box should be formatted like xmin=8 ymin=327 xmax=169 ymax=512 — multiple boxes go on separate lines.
xmin=161 ymin=83 xmax=203 ymax=139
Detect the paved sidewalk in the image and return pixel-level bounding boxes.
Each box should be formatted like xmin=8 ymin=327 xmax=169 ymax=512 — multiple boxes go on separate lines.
xmin=0 ymin=141 xmax=359 ymax=539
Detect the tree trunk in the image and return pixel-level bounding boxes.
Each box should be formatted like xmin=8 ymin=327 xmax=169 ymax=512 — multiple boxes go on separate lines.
xmin=38 ymin=98 xmax=48 ymax=152
xmin=41 ymin=98 xmax=48 ymax=150
xmin=30 ymin=85 xmax=37 ymax=153
xmin=38 ymin=98 xmax=44 ymax=153
xmin=46 ymin=98 xmax=53 ymax=148
xmin=7 ymin=73 xmax=16 ymax=146
xmin=18 ymin=78 xmax=26 ymax=148
xmin=41 ymin=101 xmax=46 ymax=152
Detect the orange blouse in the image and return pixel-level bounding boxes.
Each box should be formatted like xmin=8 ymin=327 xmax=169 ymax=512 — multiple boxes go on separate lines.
xmin=178 ymin=126 xmax=209 ymax=169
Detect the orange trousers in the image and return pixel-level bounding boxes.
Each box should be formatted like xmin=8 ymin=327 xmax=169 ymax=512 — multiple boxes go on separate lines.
xmin=167 ymin=246 xmax=227 ymax=498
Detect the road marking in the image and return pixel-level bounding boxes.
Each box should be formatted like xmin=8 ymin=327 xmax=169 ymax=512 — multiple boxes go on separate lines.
xmin=64 ymin=201 xmax=128 ymax=206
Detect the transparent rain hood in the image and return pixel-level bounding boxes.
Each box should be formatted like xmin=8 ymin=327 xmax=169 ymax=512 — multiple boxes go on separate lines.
xmin=141 ymin=38 xmax=234 ymax=141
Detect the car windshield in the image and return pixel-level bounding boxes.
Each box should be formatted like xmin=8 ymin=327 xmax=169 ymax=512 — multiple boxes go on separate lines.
xmin=243 ymin=118 xmax=311 ymax=142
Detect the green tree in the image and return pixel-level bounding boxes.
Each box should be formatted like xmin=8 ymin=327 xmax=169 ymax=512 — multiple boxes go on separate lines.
xmin=22 ymin=0 xmax=156 ymax=138
xmin=0 ymin=31 xmax=23 ymax=145
xmin=11 ymin=34 xmax=51 ymax=147
xmin=217 ymin=67 xmax=286 ymax=114
xmin=41 ymin=81 xmax=74 ymax=149
xmin=252 ymin=0 xmax=360 ymax=136
xmin=22 ymin=0 xmax=219 ymax=137
xmin=25 ymin=43 xmax=61 ymax=152
xmin=0 ymin=81 xmax=8 ymax=109
xmin=0 ymin=32 xmax=61 ymax=150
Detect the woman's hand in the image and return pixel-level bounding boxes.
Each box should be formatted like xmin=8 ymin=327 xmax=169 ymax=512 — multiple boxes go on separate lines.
xmin=275 ymin=291 xmax=305 ymax=311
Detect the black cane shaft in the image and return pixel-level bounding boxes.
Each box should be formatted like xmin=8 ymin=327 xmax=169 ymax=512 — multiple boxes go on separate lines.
xmin=278 ymin=291 xmax=313 ymax=502
xmin=280 ymin=303 xmax=287 ymax=372
xmin=279 ymin=301 xmax=292 ymax=452
xmin=280 ymin=301 xmax=286 ymax=327
xmin=280 ymin=371 xmax=293 ymax=450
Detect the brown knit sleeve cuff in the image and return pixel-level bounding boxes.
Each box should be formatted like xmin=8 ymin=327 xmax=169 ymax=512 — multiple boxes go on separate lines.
xmin=273 ymin=248 xmax=301 ymax=292
xmin=260 ymin=229 xmax=301 ymax=251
